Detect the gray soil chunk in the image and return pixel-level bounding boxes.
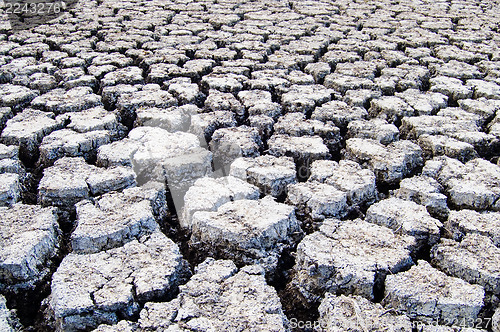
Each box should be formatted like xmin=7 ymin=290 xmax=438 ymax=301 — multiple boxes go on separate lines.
xmin=167 ymin=81 xmax=205 ymax=106
xmin=237 ymin=89 xmax=273 ymax=109
xmin=180 ymin=59 xmax=215 ymax=80
xmin=395 ymin=89 xmax=448 ymax=116
xmin=204 ymin=90 xmax=245 ymax=121
xmin=101 ymin=85 xmax=139 ymax=110
xmin=395 ymin=175 xmax=449 ymax=219
xmin=433 ymin=60 xmax=483 ymax=80
xmin=247 ymin=69 xmax=289 ymax=92
xmin=93 ymin=320 xmax=137 ymax=332
xmin=248 ymin=114 xmax=274 ymax=141
xmin=347 ymin=118 xmax=399 ymax=145
xmin=31 ymin=87 xmax=103 ymax=114
xmin=0 ymin=173 xmax=20 ymax=207
xmin=426 ymin=156 xmax=500 ymax=211
xmin=0 ymin=204 xmax=59 ymax=289
xmin=324 ymin=73 xmax=377 ymax=94
xmin=116 ymin=84 xmax=178 ymax=127
xmin=268 ymin=134 xmax=330 ymax=171
xmin=28 ymin=73 xmax=57 ymax=93
xmin=383 ymin=260 xmax=484 ymax=325
xmin=274 ymin=112 xmax=341 ymax=151
xmin=39 ymin=129 xmax=111 ymax=165
xmin=230 ymin=155 xmax=297 ymax=198
xmin=97 ymin=127 xmax=211 ymax=204
xmin=317 ymin=293 xmax=413 ymax=332
xmin=467 ymin=79 xmax=500 ymax=100
xmin=366 ymin=197 xmax=442 ymax=254
xmin=71 ymin=185 xmax=167 ymax=254
xmin=0 ymin=84 xmax=38 ymax=110
xmin=97 ymin=126 xmax=205 ymax=168
xmin=494 ymin=307 xmax=500 ymax=332
xmin=458 ymin=98 xmax=500 ymax=126
xmin=38 ymin=157 xmax=136 ymax=209
xmin=1 ymin=109 xmax=65 ymax=162
xmin=248 ymin=101 xmax=282 ymax=119
xmin=190 ymin=197 xmax=302 ymax=275
xmin=400 ymin=112 xmax=494 ymax=154
xmin=61 ymin=106 xmax=126 ymax=138
xmin=189 ymin=110 xmax=236 ymax=142
xmin=101 ymin=66 xmax=144 ymax=87
xmin=345 ymin=138 xmax=423 ymax=185
xmin=180 ymin=176 xmax=259 ymax=229
xmin=369 ymin=96 xmax=414 ymax=124
xmin=91 ymin=53 xmax=133 ymax=68
xmin=210 ymin=126 xmax=263 ymax=172
xmin=417 ymin=134 xmax=477 ymax=163
xmin=138 ymin=259 xmax=289 ymax=331
xmin=344 ymin=89 xmax=382 ymax=108
xmin=429 ymin=76 xmax=473 ymax=102
xmin=335 ymin=61 xmax=378 ymax=80
xmin=445 ymin=210 xmax=500 ymax=247
xmin=0 ymin=294 xmax=20 ymax=332
xmin=146 ymin=63 xmax=182 ymax=85
xmin=281 ymin=84 xmax=334 ymax=114
xmin=287 ymin=182 xmax=348 ymax=220
xmin=308 ymin=159 xmax=377 ymax=206
xmin=400 ymin=115 xmax=479 ymax=139
xmin=431 ymin=234 xmax=500 ymax=293
xmin=0 ymin=144 xmax=23 ymax=175
xmin=134 ymin=105 xmax=193 ymax=133
xmin=200 ymin=73 xmax=244 ymax=93
xmin=49 ymin=231 xmax=189 ymax=332
xmin=311 ymin=100 xmax=368 ymax=131
xmin=293 ymin=218 xmax=414 ymax=302
xmin=0 ymin=106 xmax=12 ymax=132
xmin=304 ymin=62 xmax=331 ymax=83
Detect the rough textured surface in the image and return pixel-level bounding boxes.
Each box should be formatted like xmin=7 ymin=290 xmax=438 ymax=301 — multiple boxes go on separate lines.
xmin=424 ymin=156 xmax=500 ymax=211
xmin=210 ymin=126 xmax=263 ymax=172
xmin=0 ymin=295 xmax=20 ymax=332
xmin=181 ymin=176 xmax=259 ymax=229
xmin=395 ymin=175 xmax=449 ymax=219
xmin=97 ymin=127 xmax=211 ymax=205
xmin=293 ymin=218 xmax=414 ymax=302
xmin=383 ymin=260 xmax=484 ymax=325
xmin=366 ymin=198 xmax=442 ymax=254
xmin=230 ymin=155 xmax=297 ymax=198
xmin=0 ymin=204 xmax=59 ymax=289
xmin=347 ymin=118 xmax=399 ymax=145
xmin=71 ymin=184 xmax=167 ymax=254
xmin=39 ymin=129 xmax=111 ymax=165
xmin=309 ymin=159 xmax=377 ymax=206
xmin=0 ymin=173 xmax=20 ymax=207
xmin=345 ymin=138 xmax=423 ymax=185
xmin=190 ymin=197 xmax=302 ymax=275
xmin=431 ymin=234 xmax=500 ymax=293
xmin=38 ymin=157 xmax=136 ymax=209
xmin=268 ymin=134 xmax=330 ymax=174
xmin=138 ymin=259 xmax=289 ymax=331
xmin=317 ymin=293 xmax=413 ymax=332
xmin=445 ymin=209 xmax=500 ymax=246
xmin=49 ymin=232 xmax=189 ymax=332
xmin=1 ymin=109 xmax=64 ymax=162
xmin=287 ymin=182 xmax=348 ymax=221
xmin=2 ymin=0 xmax=500 ymax=329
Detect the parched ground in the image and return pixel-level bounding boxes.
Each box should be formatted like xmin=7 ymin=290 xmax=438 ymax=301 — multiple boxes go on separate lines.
xmin=0 ymin=0 xmax=500 ymax=331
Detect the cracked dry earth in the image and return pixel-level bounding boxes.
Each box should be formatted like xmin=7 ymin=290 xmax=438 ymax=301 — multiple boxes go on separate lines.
xmin=1 ymin=0 xmax=500 ymax=331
